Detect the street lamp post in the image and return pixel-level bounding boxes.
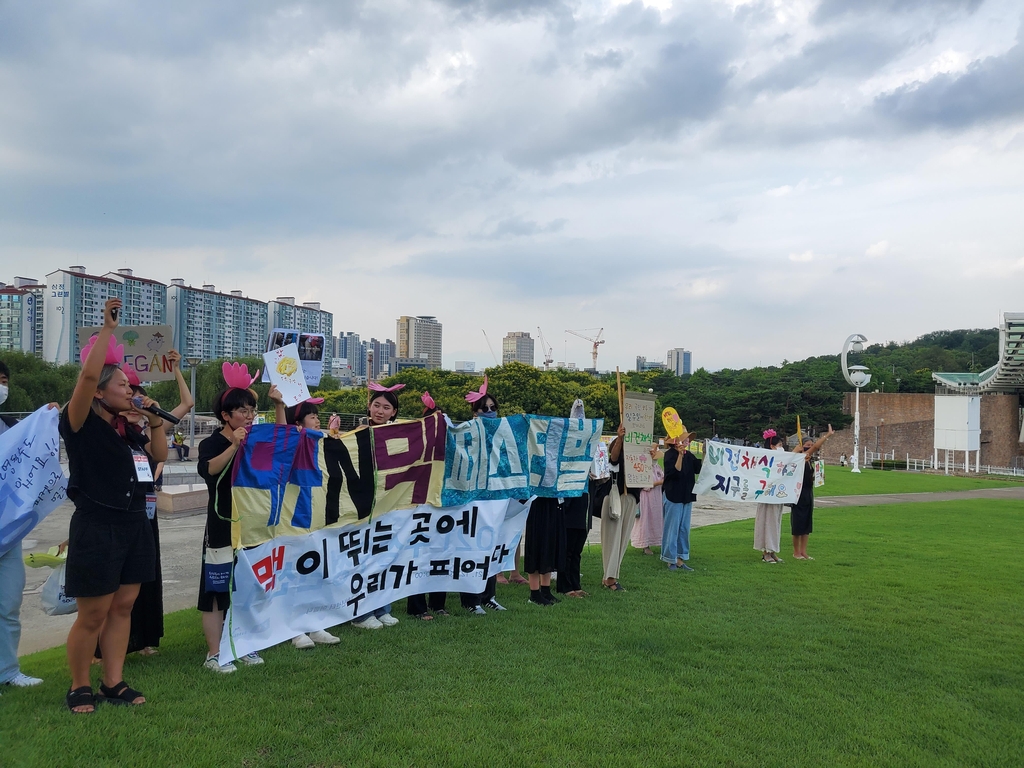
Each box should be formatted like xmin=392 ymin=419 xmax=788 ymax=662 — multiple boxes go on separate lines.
xmin=186 ymin=357 xmax=202 ymax=452
xmin=841 ymin=334 xmax=871 ymax=474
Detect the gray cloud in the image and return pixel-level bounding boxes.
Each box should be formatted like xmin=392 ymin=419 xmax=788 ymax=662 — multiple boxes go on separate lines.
xmin=874 ymin=33 xmax=1024 ymax=128
xmin=813 ymin=0 xmax=983 ymax=23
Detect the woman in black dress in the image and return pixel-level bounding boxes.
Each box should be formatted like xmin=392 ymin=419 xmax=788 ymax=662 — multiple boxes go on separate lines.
xmin=198 ymin=362 xmax=264 ymax=673
xmin=789 ymin=425 xmax=834 ymax=560
xmin=61 ymin=298 xmax=167 ymax=713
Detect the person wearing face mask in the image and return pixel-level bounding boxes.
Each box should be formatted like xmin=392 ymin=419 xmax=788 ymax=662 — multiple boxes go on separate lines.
xmin=60 ymin=298 xmax=168 ymax=713
xmin=661 ymin=424 xmax=701 ymax=573
xmin=349 ymin=382 xmax=406 ymax=630
xmin=197 ymin=362 xmax=265 ymax=673
xmin=0 ymin=360 xmax=48 ymax=693
xmin=754 ymin=430 xmax=786 ymax=563
xmin=788 ymin=425 xmax=834 ymax=561
xmin=460 ymin=377 xmax=508 ymax=614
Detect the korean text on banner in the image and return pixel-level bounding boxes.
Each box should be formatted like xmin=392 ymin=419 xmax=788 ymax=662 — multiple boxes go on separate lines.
xmin=0 ymin=407 xmax=68 ymax=556
xmin=442 ymin=415 xmax=605 ymax=507
xmin=263 ymin=343 xmax=311 ymax=407
xmin=621 ymin=391 xmax=657 ymax=488
xmin=77 ymin=325 xmax=176 ymax=382
xmin=693 ymin=440 xmax=805 ymax=503
xmin=231 ymin=414 xmax=447 ymax=549
xmin=220 ymin=498 xmax=529 ymax=662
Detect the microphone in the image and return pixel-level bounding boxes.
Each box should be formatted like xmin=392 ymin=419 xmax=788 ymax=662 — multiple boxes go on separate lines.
xmin=132 ymin=396 xmax=181 ymax=425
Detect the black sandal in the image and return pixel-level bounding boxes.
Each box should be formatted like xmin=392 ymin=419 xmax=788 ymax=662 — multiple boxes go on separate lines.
xmin=66 ymin=686 xmax=95 ymax=714
xmin=434 ymin=609 xmax=450 ymax=617
xmin=413 ymin=612 xmax=434 ymax=621
xmin=97 ymin=680 xmax=145 ymax=707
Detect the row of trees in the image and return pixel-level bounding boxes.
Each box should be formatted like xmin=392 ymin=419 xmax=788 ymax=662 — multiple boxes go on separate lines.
xmin=0 ymin=326 xmax=1002 ymax=443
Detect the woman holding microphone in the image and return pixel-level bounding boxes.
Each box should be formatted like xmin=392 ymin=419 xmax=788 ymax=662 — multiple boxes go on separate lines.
xmin=61 ymin=298 xmax=168 ymax=713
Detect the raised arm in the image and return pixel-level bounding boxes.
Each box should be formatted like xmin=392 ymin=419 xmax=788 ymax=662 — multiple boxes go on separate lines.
xmin=608 ymin=423 xmax=625 ymax=463
xmin=167 ymin=350 xmax=196 ymax=421
xmin=67 ymin=297 xmax=120 ymax=432
xmin=269 ymin=385 xmax=287 ymax=426
xmin=797 ymin=424 xmax=834 ymax=455
xmin=138 ymin=394 xmax=169 ymax=463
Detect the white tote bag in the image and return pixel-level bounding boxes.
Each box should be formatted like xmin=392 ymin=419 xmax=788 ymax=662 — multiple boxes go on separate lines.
xmin=41 ymin=562 xmax=78 ymax=616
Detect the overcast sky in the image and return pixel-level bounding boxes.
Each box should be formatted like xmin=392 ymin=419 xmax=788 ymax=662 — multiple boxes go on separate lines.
xmin=2 ymin=0 xmax=1022 ymax=371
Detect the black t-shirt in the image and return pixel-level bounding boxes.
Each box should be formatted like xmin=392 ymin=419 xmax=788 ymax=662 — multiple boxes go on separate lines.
xmin=663 ymin=448 xmax=702 ymax=504
xmin=198 ymin=431 xmax=235 ymax=549
xmin=59 ymin=407 xmax=149 ymax=519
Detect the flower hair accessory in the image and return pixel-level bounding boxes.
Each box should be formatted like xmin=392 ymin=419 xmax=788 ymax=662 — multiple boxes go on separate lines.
xmin=305 ymin=397 xmax=325 ymax=405
xmin=421 ymin=391 xmax=436 ymax=410
xmin=762 ymin=428 xmax=777 ymax=440
xmin=124 ymin=366 xmax=141 ymax=388
xmin=222 ymin=361 xmax=260 ymax=389
xmin=465 ymin=375 xmax=488 ymax=404
xmin=368 ymin=382 xmax=406 ymax=393
xmin=80 ymin=334 xmax=124 ymax=366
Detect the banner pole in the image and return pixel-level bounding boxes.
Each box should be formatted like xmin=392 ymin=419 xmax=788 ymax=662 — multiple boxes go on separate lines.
xmin=615 ymin=367 xmax=624 ymax=423
xmin=796 ymin=415 xmax=802 ymax=445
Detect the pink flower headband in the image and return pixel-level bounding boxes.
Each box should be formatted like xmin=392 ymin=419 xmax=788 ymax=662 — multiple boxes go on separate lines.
xmin=762 ymin=428 xmax=777 ymax=440
xmin=421 ymin=391 xmax=435 ymax=410
xmin=465 ymin=375 xmax=488 ymax=404
xmin=368 ymin=382 xmax=406 ymax=394
xmin=80 ymin=334 xmax=124 ymax=367
xmin=222 ymin=361 xmax=260 ymax=389
xmin=305 ymin=397 xmax=324 ymax=405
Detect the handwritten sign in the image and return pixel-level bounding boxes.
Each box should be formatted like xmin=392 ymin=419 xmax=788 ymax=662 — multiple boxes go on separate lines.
xmin=266 ymin=329 xmax=325 ymax=387
xmin=263 ymin=343 xmax=311 ymax=407
xmin=693 ymin=440 xmax=805 ymax=503
xmin=0 ymin=408 xmax=68 ymax=556
xmin=77 ymin=325 xmax=175 ymax=382
xmin=622 ymin=391 xmax=656 ymax=488
xmin=814 ymin=460 xmax=825 ymax=488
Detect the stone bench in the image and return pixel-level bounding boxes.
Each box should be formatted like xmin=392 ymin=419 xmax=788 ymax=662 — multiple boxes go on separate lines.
xmin=157 ymin=484 xmax=209 ymax=516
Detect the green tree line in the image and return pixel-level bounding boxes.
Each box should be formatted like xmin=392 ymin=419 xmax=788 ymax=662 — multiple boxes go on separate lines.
xmin=0 ymin=326 xmax=1001 ymax=443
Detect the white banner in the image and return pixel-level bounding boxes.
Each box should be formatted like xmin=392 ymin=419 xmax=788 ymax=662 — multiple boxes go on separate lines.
xmin=693 ymin=441 xmax=805 ymax=503
xmin=220 ymin=498 xmax=529 ymax=661
xmin=0 ymin=407 xmax=68 ymax=556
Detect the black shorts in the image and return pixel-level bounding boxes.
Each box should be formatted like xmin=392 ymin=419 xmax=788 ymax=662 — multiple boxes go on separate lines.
xmin=65 ymin=511 xmax=156 ymax=598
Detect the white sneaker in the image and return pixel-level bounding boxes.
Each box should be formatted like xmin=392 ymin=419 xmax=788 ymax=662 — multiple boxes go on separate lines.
xmin=308 ymin=629 xmax=340 ymax=644
xmin=203 ymin=654 xmax=237 ymax=674
xmin=378 ymin=613 xmax=399 ymax=627
xmin=238 ymin=651 xmax=264 ymax=666
xmin=292 ymin=634 xmax=315 ymax=649
xmin=351 ymin=616 xmax=383 ymax=630
xmin=5 ymin=672 xmax=43 ymax=687
xmin=484 ymin=599 xmax=507 ymax=611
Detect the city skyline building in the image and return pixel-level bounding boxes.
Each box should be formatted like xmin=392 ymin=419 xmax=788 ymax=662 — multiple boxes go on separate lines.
xmin=43 ymin=267 xmax=128 ymax=364
xmin=166 ymin=280 xmax=268 ymax=361
xmin=0 ymin=278 xmax=44 ymax=355
xmin=667 ymin=347 xmax=692 ymax=376
xmin=636 ymin=356 xmax=668 ymax=372
xmin=502 ymin=331 xmax=535 ymax=366
xmin=396 ymin=315 xmax=442 ymax=370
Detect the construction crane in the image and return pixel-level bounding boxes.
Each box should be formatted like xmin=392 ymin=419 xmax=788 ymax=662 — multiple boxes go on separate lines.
xmin=536 ymin=326 xmax=554 ymax=371
xmin=566 ymin=327 xmax=605 ymax=370
xmin=481 ymin=329 xmax=500 ymax=367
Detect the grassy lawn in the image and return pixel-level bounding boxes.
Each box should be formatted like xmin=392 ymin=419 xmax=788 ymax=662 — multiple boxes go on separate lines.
xmin=817 ymin=464 xmax=1024 ymax=497
xmin=6 ymin=499 xmax=1022 ymax=767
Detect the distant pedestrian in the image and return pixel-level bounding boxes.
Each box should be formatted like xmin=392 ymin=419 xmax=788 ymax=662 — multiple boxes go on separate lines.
xmin=788 ymin=425 xmax=834 ymax=560
xmin=754 ymin=429 xmax=786 ymax=563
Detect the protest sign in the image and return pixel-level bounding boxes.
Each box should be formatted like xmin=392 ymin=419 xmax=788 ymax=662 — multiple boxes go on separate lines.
xmin=265 ymin=329 xmax=325 ymax=387
xmin=220 ymin=498 xmax=528 ymax=661
xmin=232 ymin=414 xmax=448 ymax=548
xmin=442 ymin=414 xmax=605 ymax=506
xmin=814 ymin=460 xmax=825 ymax=488
xmin=77 ymin=325 xmax=175 ymax=382
xmin=0 ymin=408 xmax=68 ymax=556
xmin=693 ymin=440 xmax=805 ymax=503
xmin=263 ymin=343 xmax=310 ymax=406
xmin=621 ymin=391 xmax=656 ymax=488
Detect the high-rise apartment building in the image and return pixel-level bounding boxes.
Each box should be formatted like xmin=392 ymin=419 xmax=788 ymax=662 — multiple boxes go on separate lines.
xmin=267 ymin=297 xmax=334 ymax=369
xmin=666 ymin=348 xmax=692 ymax=376
xmin=166 ymin=280 xmax=268 ymax=361
xmin=396 ymin=315 xmax=442 ymax=370
xmin=636 ymin=356 xmax=667 ymax=372
xmin=104 ymin=269 xmax=167 ymax=327
xmin=44 ymin=267 xmax=128 ymax=363
xmin=0 ymin=278 xmax=44 ymax=355
xmin=502 ymin=331 xmax=535 ymax=366
xmin=366 ymin=338 xmax=396 ymax=380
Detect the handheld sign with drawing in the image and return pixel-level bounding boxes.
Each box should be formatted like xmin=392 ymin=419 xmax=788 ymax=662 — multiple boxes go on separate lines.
xmin=263 ymin=343 xmax=311 ymax=407
xmin=77 ymin=325 xmax=176 ymax=382
xmin=622 ymin=391 xmax=657 ymax=488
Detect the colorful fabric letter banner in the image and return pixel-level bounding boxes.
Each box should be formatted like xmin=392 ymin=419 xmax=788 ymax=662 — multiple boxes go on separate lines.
xmin=693 ymin=440 xmax=806 ymax=503
xmin=0 ymin=407 xmax=68 ymax=556
xmin=441 ymin=415 xmax=605 ymax=507
xmin=231 ymin=413 xmax=447 ymax=548
xmin=220 ymin=498 xmax=529 ymax=661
